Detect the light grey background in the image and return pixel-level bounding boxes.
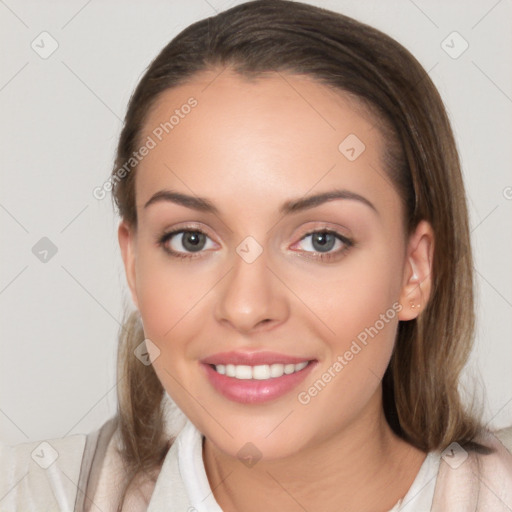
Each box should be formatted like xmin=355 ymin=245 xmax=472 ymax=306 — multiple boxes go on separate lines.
xmin=1 ymin=0 xmax=511 ymax=444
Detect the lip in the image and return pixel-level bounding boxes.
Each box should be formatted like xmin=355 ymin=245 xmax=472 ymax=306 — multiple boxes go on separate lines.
xmin=201 ymin=350 xmax=312 ymax=366
xmin=200 ymin=352 xmax=317 ymax=404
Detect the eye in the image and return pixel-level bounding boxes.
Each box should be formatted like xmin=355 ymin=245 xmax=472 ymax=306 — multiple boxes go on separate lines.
xmin=157 ymin=226 xmax=353 ymax=262
xmin=292 ymin=229 xmax=353 ymax=262
xmin=157 ymin=228 xmax=216 ymax=259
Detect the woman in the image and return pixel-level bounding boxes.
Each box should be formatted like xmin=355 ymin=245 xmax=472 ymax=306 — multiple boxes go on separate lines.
xmin=2 ymin=1 xmax=511 ymax=511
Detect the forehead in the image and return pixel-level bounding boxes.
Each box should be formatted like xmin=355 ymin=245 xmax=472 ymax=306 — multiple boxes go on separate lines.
xmin=135 ymin=69 xmax=395 ymax=215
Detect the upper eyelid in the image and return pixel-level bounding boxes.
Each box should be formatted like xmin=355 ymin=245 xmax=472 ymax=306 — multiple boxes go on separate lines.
xmin=291 ymin=229 xmax=353 ymax=251
xmin=299 ymin=227 xmax=350 ymax=239
xmin=162 ymin=219 xmax=352 ymax=236
xmin=161 ymin=224 xmax=350 ymax=237
xmin=161 ymin=225 xmax=216 ymax=242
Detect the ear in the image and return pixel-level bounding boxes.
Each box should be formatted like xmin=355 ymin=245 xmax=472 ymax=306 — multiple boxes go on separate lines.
xmin=118 ymin=220 xmax=139 ymax=309
xmin=398 ymin=220 xmax=434 ymax=321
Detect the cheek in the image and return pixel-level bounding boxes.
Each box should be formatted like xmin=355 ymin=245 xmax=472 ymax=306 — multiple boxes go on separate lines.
xmin=134 ymin=247 xmax=212 ymax=339
xmin=300 ymin=243 xmax=403 ymax=346
xmin=134 ymin=255 xmax=209 ymax=414
xmin=294 ymin=241 xmax=403 ymax=406
xmin=133 ymin=250 xmax=223 ymax=413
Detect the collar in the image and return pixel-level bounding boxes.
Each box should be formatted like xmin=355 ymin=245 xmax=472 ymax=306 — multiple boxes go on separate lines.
xmin=147 ymin=419 xmax=223 ymax=512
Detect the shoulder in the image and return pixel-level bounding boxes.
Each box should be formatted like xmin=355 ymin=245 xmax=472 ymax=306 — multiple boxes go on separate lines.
xmin=468 ymin=426 xmax=512 ymax=508
xmin=431 ymin=424 xmax=512 ymax=510
xmin=0 ymin=429 xmax=87 ymax=511
xmin=0 ymin=416 xmax=121 ymax=512
xmin=493 ymin=424 xmax=512 ymax=454
xmin=466 ymin=425 xmax=512 ymax=484
xmin=83 ymin=416 xmax=169 ymax=512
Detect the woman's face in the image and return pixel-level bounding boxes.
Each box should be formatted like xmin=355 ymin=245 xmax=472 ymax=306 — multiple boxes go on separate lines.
xmin=119 ymin=69 xmax=432 ymax=460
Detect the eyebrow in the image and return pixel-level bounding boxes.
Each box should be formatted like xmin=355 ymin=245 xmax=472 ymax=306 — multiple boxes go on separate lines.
xmin=143 ymin=188 xmax=378 ymax=216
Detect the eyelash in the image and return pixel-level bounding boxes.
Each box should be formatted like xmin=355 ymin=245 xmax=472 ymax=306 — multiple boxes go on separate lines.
xmin=156 ymin=226 xmax=354 ymax=262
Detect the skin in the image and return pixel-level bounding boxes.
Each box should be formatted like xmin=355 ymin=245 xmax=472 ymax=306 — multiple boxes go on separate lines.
xmin=118 ymin=69 xmax=435 ymax=512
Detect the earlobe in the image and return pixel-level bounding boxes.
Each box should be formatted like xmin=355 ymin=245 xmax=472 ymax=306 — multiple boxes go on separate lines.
xmin=118 ymin=221 xmax=139 ymax=309
xmin=398 ymin=220 xmax=435 ymax=321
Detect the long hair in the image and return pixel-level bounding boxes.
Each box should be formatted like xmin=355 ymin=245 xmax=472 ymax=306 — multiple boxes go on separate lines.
xmin=109 ymin=1 xmax=484 ymax=507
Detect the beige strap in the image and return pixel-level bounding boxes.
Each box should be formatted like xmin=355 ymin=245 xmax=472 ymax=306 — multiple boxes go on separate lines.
xmin=74 ymin=416 xmax=118 ymax=512
xmin=494 ymin=425 xmax=512 ymax=453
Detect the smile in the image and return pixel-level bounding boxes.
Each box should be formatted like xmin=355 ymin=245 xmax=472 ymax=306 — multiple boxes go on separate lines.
xmin=200 ymin=352 xmax=317 ymax=404
xmin=212 ymin=361 xmax=309 ymax=380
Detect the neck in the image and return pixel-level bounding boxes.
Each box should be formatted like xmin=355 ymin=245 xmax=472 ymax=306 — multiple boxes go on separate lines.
xmin=202 ymin=388 xmax=427 ymax=512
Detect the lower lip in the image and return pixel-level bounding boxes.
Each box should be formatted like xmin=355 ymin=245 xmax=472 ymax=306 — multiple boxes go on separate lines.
xmin=201 ymin=362 xmax=316 ymax=404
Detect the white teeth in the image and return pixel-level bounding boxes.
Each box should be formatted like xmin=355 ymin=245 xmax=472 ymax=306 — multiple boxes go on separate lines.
xmin=235 ymin=365 xmax=252 ymax=379
xmin=253 ymin=364 xmax=271 ymax=380
xmin=270 ymin=363 xmax=284 ymax=377
xmin=213 ymin=361 xmax=310 ymax=380
xmin=284 ymin=364 xmax=295 ymax=374
xmin=295 ymin=361 xmax=308 ymax=371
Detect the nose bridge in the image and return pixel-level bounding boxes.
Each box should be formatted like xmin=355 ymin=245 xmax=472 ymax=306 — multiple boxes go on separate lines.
xmin=214 ymin=236 xmax=287 ymax=332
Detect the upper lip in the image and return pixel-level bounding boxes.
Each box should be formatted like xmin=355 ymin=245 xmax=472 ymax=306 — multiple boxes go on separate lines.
xmin=201 ymin=351 xmax=314 ymax=366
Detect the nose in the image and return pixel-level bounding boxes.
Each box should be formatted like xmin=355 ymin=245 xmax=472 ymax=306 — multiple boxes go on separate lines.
xmin=214 ymin=244 xmax=289 ymax=334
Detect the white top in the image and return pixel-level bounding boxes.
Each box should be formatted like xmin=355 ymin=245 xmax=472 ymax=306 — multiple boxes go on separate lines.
xmin=150 ymin=419 xmax=441 ymax=512
xmin=387 ymin=449 xmax=441 ymax=511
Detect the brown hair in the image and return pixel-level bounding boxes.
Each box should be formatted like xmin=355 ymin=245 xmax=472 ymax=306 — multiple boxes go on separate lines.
xmin=110 ymin=0 xmax=486 ymax=508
